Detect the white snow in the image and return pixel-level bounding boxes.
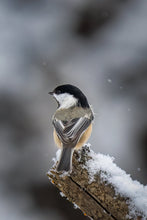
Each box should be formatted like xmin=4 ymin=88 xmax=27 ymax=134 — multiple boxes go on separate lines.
xmin=50 ymin=145 xmax=147 ymax=218
xmin=52 ymin=149 xmax=61 ymax=163
xmin=85 ymin=146 xmax=147 ymax=219
xmin=107 ymin=78 xmax=112 ymax=83
xmin=73 ymin=203 xmax=80 ymax=210
xmin=60 ymin=192 xmax=66 ymax=198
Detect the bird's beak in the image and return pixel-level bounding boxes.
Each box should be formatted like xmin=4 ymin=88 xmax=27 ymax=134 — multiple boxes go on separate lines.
xmin=48 ymin=91 xmax=54 ymax=95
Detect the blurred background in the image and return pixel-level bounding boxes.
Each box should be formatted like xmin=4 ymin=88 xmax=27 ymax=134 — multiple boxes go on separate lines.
xmin=0 ymin=0 xmax=147 ymax=219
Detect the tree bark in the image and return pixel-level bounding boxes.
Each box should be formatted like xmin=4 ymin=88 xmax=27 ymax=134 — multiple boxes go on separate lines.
xmin=47 ymin=145 xmax=145 ymax=220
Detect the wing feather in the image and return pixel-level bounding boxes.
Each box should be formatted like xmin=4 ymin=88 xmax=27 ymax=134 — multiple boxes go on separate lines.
xmin=53 ymin=117 xmax=91 ymax=147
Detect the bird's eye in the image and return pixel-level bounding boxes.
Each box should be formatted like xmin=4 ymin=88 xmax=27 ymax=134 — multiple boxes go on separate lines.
xmin=56 ymin=90 xmax=61 ymax=94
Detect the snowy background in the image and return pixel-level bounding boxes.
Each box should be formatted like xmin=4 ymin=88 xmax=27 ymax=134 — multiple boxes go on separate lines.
xmin=0 ymin=0 xmax=147 ymax=219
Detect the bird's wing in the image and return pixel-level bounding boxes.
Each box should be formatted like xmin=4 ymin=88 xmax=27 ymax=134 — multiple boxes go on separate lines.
xmin=53 ymin=117 xmax=91 ymax=147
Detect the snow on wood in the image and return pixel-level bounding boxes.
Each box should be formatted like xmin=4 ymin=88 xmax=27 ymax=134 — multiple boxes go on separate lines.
xmin=47 ymin=144 xmax=147 ymax=220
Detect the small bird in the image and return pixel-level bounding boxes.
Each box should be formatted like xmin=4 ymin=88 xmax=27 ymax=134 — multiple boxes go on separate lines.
xmin=49 ymin=84 xmax=94 ymax=172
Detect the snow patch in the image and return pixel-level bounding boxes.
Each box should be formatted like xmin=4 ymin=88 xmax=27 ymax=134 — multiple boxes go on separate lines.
xmin=52 ymin=149 xmax=61 ymax=163
xmin=60 ymin=192 xmax=66 ymax=198
xmin=73 ymin=203 xmax=80 ymax=209
xmin=107 ymin=78 xmax=112 ymax=83
xmin=85 ymin=147 xmax=147 ymax=219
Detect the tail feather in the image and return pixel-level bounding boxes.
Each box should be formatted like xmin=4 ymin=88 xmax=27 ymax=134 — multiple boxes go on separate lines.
xmin=57 ymin=147 xmax=73 ymax=172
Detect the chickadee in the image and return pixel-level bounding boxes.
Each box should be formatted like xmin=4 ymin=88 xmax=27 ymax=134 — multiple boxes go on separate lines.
xmin=49 ymin=84 xmax=94 ymax=172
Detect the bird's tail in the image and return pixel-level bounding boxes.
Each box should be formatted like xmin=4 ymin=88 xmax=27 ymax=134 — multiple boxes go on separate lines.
xmin=57 ymin=147 xmax=74 ymax=172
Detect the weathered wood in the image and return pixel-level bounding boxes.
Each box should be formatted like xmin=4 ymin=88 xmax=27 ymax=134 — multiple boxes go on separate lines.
xmin=47 ymin=146 xmax=145 ymax=220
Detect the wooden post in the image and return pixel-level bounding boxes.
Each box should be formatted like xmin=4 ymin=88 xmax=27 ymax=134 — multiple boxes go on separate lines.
xmin=47 ymin=145 xmax=146 ymax=220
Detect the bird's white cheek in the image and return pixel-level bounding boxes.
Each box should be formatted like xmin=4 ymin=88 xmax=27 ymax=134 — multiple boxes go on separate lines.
xmin=53 ymin=94 xmax=64 ymax=103
xmin=54 ymin=93 xmax=77 ymax=109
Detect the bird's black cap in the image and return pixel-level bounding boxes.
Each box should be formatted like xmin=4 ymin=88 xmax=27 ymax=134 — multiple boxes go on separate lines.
xmin=49 ymin=84 xmax=90 ymax=108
